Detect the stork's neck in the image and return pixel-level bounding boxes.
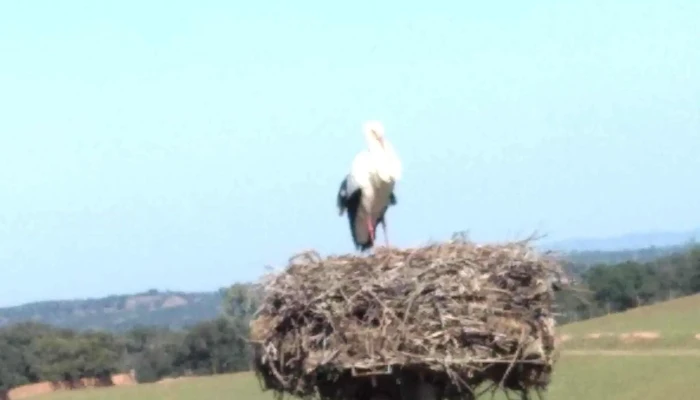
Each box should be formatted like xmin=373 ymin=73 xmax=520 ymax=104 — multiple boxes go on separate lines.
xmin=368 ymin=139 xmax=400 ymax=182
xmin=367 ymin=137 xmax=384 ymax=155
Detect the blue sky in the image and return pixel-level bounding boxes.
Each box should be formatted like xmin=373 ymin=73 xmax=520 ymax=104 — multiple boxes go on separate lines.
xmin=0 ymin=0 xmax=698 ymax=306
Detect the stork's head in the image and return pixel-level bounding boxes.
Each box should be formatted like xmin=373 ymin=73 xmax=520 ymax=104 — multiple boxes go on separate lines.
xmin=363 ymin=120 xmax=401 ymax=182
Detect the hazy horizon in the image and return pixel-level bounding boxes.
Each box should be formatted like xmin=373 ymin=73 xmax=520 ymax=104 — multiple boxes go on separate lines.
xmin=1 ymin=227 xmax=697 ymax=308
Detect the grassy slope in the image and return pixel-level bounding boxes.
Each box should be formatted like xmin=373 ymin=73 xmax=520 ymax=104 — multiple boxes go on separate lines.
xmin=562 ymin=293 xmax=700 ymax=335
xmin=559 ymin=293 xmax=700 ymax=350
xmin=31 ymin=295 xmax=700 ymax=400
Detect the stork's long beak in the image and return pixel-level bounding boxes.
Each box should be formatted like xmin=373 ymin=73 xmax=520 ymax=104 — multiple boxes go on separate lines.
xmin=374 ymin=132 xmax=385 ymax=148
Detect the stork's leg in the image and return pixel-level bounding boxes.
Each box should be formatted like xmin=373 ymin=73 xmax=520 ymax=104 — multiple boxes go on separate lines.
xmin=381 ymin=219 xmax=390 ymax=247
xmin=366 ymin=216 xmax=375 ymax=243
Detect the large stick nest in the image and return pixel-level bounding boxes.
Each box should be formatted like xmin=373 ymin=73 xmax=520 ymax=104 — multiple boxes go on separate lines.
xmin=250 ymin=237 xmax=567 ymax=400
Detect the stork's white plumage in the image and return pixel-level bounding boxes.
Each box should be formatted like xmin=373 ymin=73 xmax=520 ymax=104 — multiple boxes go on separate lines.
xmin=336 ymin=121 xmax=402 ymax=251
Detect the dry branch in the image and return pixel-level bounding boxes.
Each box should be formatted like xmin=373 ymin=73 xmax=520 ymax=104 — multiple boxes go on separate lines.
xmin=249 ymin=238 xmax=567 ymax=400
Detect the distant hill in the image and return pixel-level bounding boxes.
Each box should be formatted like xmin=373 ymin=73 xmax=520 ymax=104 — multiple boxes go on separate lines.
xmin=541 ymin=228 xmax=699 ymax=272
xmin=544 ymin=229 xmax=699 ymax=252
xmin=0 ymin=289 xmax=225 ymax=332
xmin=557 ymin=243 xmax=692 ymax=267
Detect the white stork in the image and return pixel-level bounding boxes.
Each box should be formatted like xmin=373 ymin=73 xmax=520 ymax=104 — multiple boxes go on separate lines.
xmin=336 ymin=121 xmax=402 ymax=251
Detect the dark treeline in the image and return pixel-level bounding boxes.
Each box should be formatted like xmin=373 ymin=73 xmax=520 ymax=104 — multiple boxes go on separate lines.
xmin=2 ymin=247 xmax=700 ymax=392
xmin=557 ymin=245 xmax=700 ymax=322
xmin=0 ymin=284 xmax=257 ymax=392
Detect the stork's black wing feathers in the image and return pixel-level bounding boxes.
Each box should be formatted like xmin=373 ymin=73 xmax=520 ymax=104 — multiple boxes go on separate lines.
xmin=336 ymin=175 xmax=363 ymax=249
xmin=336 ymin=174 xmax=397 ymax=252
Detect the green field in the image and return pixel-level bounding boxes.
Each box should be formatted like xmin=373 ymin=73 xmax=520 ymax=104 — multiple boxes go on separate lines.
xmin=559 ymin=293 xmax=700 ymax=350
xmin=29 ymin=355 xmax=700 ymax=400
xmin=562 ymin=293 xmax=700 ymax=336
xmin=27 ymin=294 xmax=700 ymax=400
